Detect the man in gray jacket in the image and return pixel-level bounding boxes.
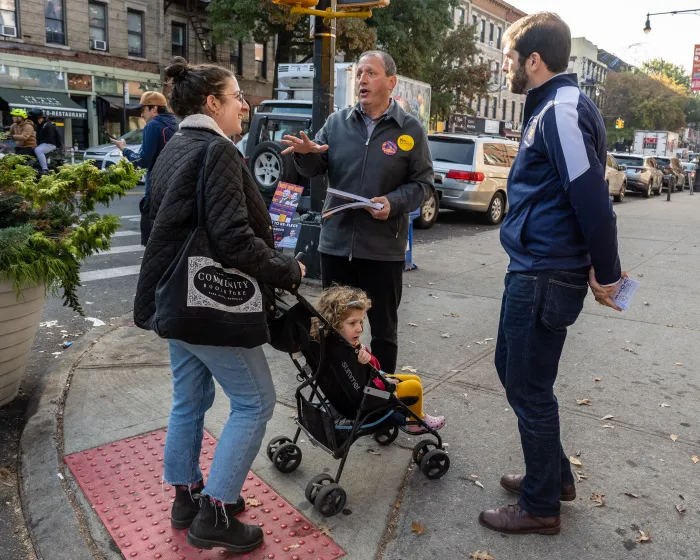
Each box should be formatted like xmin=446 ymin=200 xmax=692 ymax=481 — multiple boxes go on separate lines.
xmin=281 ymin=50 xmax=433 ymax=373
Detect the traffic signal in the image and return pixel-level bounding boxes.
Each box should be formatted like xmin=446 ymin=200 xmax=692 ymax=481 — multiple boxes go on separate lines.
xmin=615 ymin=118 xmax=624 ymax=129
xmin=336 ymin=0 xmax=390 ymax=8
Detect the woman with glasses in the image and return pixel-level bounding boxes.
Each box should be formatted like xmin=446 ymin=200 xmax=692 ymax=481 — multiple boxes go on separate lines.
xmin=133 ymin=56 xmax=305 ymax=553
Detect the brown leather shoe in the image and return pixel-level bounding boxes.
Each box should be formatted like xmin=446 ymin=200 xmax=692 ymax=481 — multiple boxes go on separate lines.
xmin=500 ymin=474 xmax=576 ymax=501
xmin=478 ymin=504 xmax=560 ymax=535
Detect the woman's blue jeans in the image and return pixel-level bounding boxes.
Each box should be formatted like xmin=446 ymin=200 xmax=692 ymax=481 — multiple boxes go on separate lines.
xmin=163 ymin=339 xmax=276 ymax=503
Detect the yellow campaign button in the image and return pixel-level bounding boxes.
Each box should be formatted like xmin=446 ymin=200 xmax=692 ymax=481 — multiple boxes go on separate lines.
xmin=398 ymin=135 xmax=415 ymax=151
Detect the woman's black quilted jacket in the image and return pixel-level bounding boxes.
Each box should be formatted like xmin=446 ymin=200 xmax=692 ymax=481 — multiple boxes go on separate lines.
xmin=133 ymin=127 xmax=302 ymax=346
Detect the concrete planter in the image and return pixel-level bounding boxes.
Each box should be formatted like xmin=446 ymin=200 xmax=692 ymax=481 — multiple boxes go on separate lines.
xmin=0 ymin=280 xmax=45 ymax=407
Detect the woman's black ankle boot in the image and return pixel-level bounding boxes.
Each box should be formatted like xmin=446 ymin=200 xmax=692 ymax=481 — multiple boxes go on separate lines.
xmin=186 ymin=498 xmax=263 ymax=552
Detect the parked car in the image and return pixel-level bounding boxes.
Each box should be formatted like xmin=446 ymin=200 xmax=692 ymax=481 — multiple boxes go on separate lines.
xmin=655 ymin=156 xmax=684 ymax=191
xmin=682 ymin=161 xmax=696 ymax=189
xmin=429 ymin=133 xmax=518 ymax=225
xmin=84 ymin=128 xmax=146 ymax=184
xmin=610 ymin=153 xmax=663 ymax=198
xmin=605 ymin=153 xmax=626 ymax=202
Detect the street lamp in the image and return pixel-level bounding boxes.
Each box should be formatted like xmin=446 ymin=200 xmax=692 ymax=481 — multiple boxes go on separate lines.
xmin=643 ymin=9 xmax=700 ymax=34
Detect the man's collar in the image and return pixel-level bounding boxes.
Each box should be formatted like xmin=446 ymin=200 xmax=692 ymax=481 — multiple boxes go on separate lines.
xmin=525 ymin=73 xmax=578 ymax=107
xmin=347 ymin=98 xmax=406 ymax=127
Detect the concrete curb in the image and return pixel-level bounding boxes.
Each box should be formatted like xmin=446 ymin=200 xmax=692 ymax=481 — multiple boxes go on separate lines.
xmin=19 ymin=314 xmax=133 ymax=560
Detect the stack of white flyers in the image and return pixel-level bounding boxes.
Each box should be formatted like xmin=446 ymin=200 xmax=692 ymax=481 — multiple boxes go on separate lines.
xmin=322 ymin=187 xmax=385 ymax=219
xmin=611 ymin=277 xmax=640 ymax=311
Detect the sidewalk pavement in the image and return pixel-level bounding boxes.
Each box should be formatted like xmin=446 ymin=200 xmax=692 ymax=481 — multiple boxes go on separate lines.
xmin=21 ymin=195 xmax=700 ymax=560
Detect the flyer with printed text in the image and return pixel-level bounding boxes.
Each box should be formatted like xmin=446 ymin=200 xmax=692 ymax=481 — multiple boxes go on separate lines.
xmin=268 ymin=181 xmax=305 ymax=250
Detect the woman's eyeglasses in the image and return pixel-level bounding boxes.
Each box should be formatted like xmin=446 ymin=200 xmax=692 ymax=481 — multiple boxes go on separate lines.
xmin=221 ymin=91 xmax=245 ymax=103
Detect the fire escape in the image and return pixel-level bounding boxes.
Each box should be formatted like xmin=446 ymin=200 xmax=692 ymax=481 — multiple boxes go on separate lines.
xmin=165 ymin=0 xmax=216 ymax=63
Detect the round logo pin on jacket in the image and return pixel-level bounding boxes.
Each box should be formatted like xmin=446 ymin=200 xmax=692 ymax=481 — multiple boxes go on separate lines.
xmin=398 ymin=135 xmax=415 ymax=151
xmin=382 ymin=141 xmax=398 ymax=155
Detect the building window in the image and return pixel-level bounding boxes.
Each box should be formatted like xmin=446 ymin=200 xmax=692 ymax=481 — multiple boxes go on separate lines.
xmin=511 ymin=100 xmax=515 ymax=121
xmin=230 ymin=40 xmax=243 ymax=75
xmin=88 ymin=2 xmax=107 ymax=49
xmin=502 ymin=99 xmax=506 ymax=120
xmin=457 ymin=7 xmax=465 ymax=25
xmin=127 ymin=10 xmax=144 ymax=57
xmin=255 ymin=42 xmax=267 ymax=79
xmin=492 ymin=98 xmax=497 ymax=118
xmin=520 ymin=102 xmax=524 ymax=120
xmin=45 ymin=0 xmax=66 ymax=44
xmin=493 ymin=62 xmax=499 ymax=82
xmin=489 ymin=22 xmax=494 ymax=43
xmin=497 ymin=26 xmax=502 ymax=49
xmin=171 ymin=22 xmax=186 ymax=58
xmin=480 ymin=19 xmax=485 ymax=42
xmin=1 ymin=0 xmax=18 ymax=35
xmin=472 ymin=14 xmax=477 ymax=26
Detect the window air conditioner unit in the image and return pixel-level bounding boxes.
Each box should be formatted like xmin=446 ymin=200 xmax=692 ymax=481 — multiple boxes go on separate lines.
xmin=1 ymin=25 xmax=17 ymax=37
xmin=90 ymin=39 xmax=108 ymax=51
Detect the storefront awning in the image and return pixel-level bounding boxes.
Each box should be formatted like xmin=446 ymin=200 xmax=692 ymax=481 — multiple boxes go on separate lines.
xmin=0 ymin=88 xmax=87 ymax=119
xmin=98 ymin=95 xmax=142 ymax=109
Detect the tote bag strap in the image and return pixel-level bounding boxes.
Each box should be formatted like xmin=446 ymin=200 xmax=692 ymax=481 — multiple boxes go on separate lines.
xmin=191 ymin=136 xmax=219 ymax=230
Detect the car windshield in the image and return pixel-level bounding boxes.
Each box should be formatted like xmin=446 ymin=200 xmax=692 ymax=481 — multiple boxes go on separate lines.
xmin=120 ymin=129 xmax=143 ymax=144
xmin=656 ymin=158 xmax=671 ymax=166
xmin=614 ymin=156 xmax=643 ymax=167
xmin=258 ymin=105 xmax=313 ymax=116
xmin=428 ymin=137 xmax=475 ymax=165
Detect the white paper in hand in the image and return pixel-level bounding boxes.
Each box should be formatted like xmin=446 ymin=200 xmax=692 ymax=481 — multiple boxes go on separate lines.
xmin=612 ymin=277 xmax=640 ymax=311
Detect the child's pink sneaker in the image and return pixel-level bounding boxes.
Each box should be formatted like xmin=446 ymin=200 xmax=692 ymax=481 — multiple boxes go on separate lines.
xmin=406 ymin=414 xmax=445 ymax=433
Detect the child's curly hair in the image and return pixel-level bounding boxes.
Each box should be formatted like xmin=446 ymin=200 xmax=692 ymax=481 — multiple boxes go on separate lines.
xmin=310 ymin=285 xmax=372 ymax=340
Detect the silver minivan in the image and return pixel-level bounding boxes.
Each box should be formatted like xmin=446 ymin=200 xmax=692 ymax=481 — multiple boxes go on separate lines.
xmin=429 ymin=133 xmax=518 ymax=224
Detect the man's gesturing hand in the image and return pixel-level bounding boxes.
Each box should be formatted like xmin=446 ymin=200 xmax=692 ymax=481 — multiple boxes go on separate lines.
xmin=589 ymin=267 xmax=628 ymax=312
xmin=368 ymin=196 xmax=391 ymax=220
xmin=280 ymin=131 xmax=329 ymax=155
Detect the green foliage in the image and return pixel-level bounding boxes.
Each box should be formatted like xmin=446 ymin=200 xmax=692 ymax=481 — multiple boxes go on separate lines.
xmin=641 ymin=58 xmax=690 ymax=91
xmin=0 ymin=158 xmax=142 ymax=314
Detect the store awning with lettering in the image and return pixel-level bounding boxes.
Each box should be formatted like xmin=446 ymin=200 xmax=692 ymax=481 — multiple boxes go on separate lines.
xmin=97 ymin=95 xmax=143 ymax=109
xmin=0 ymin=88 xmax=87 ymax=119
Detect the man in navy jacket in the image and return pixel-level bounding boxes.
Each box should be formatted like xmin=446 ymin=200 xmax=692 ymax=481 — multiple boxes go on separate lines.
xmin=478 ymin=12 xmax=625 ymax=536
xmin=111 ymin=91 xmax=179 ymax=245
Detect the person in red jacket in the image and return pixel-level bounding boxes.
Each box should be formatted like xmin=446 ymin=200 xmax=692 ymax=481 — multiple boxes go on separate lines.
xmin=311 ymin=285 xmax=445 ymax=433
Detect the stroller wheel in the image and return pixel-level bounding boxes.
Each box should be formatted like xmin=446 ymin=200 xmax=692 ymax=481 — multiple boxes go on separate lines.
xmin=272 ymin=442 xmax=303 ymax=474
xmin=420 ymin=449 xmax=450 ymax=480
xmin=314 ymin=483 xmax=347 ymax=517
xmin=373 ymin=425 xmax=399 ymax=447
xmin=266 ymin=436 xmax=292 ymax=461
xmin=305 ymin=473 xmax=335 ymax=504
xmin=412 ymin=439 xmax=438 ymax=466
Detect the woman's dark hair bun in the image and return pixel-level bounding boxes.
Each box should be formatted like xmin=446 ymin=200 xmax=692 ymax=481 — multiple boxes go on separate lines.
xmin=165 ymin=57 xmax=189 ymax=81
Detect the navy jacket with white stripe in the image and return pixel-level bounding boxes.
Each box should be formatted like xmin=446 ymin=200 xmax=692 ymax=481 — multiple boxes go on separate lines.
xmin=501 ymin=73 xmax=621 ymax=285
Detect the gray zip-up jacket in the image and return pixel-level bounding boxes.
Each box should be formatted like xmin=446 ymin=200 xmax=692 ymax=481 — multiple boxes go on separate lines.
xmin=294 ymin=102 xmax=433 ymax=261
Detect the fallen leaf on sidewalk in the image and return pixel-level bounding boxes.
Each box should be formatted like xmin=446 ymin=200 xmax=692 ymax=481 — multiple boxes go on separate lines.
xmin=471 ymin=552 xmax=496 ymax=560
xmin=576 ymin=399 xmax=592 ymax=406
xmin=574 ymin=470 xmax=588 ymax=481
xmin=622 ymin=346 xmax=637 ymax=354
xmin=411 ymin=521 xmax=425 ymax=535
xmin=473 ymin=480 xmax=484 ymax=489
xmin=659 ymin=403 xmax=671 ymax=408
xmin=601 ymin=414 xmax=615 ymax=421
xmin=676 ymin=502 xmax=686 ymax=514
xmin=593 ymin=377 xmax=601 ymax=382
xmin=318 ymin=524 xmax=332 ymax=537
xmin=590 ymin=493 xmax=606 ymax=507
xmin=624 ymin=492 xmax=639 ymax=498
xmin=367 ymin=449 xmax=381 ymax=456
xmin=601 ymin=424 xmax=614 ymax=429
xmin=245 ymin=498 xmax=261 ymax=507
xmin=670 ymin=434 xmax=678 ymax=442
xmin=484 ymin=337 xmax=494 ymax=341
xmin=408 ymin=322 xmax=418 ymax=327
xmin=675 ymin=362 xmax=684 ymax=366
xmin=636 ymin=529 xmax=651 ymax=543
xmin=471 ymin=474 xmax=480 ymax=478
xmin=401 ymin=366 xmax=418 ymax=373
xmin=569 ymin=456 xmax=583 ymax=467
xmin=441 ymin=333 xmax=451 ymax=338
xmin=692 ymin=456 xmax=699 ymax=464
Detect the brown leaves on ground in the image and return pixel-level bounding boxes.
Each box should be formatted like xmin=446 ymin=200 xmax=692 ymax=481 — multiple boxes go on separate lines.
xmin=569 ymin=456 xmax=583 ymax=467
xmin=407 ymin=322 xmax=418 ymax=327
xmin=590 ymin=493 xmax=606 ymax=507
xmin=600 ymin=414 xmax=615 ymax=421
xmin=401 ymin=365 xmax=418 ymax=373
xmin=670 ymin=434 xmax=678 ymax=442
xmin=692 ymin=455 xmax=699 ymax=464
xmin=318 ymin=524 xmax=332 ymax=537
xmin=245 ymin=498 xmax=261 ymax=507
xmin=411 ymin=521 xmax=425 ymax=535
xmin=636 ymin=529 xmax=652 ymax=543
xmin=576 ymin=399 xmax=592 ymax=406
xmin=676 ymin=502 xmax=686 ymax=514
xmin=574 ymin=470 xmax=588 ymax=482
xmin=471 ymin=552 xmax=496 ymax=560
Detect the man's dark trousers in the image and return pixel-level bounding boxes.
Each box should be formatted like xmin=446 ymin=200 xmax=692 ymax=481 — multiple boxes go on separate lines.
xmin=320 ymin=254 xmax=403 ymax=373
xmin=495 ymin=269 xmax=588 ymax=517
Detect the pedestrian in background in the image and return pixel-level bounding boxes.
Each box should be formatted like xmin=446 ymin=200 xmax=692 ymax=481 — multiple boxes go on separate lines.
xmin=133 ymin=57 xmax=304 ymax=553
xmin=111 ymin=91 xmax=179 ymax=246
xmin=29 ymin=108 xmax=62 ymax=175
xmin=281 ymin=50 xmax=433 ymax=374
xmin=478 ymin=12 xmax=625 ymax=536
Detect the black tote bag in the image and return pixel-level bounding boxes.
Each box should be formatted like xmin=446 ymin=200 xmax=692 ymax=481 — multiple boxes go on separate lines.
xmin=151 ymin=139 xmax=270 ymax=348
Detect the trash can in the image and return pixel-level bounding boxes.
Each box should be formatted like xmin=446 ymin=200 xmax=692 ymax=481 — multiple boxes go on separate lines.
xmin=405 ymin=207 xmax=421 ymax=271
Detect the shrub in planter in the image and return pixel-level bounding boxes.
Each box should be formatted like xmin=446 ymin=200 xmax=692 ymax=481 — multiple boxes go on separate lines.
xmin=0 ymin=155 xmax=143 ymax=406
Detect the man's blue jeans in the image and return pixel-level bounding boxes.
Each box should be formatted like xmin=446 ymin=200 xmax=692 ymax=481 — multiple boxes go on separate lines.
xmin=495 ymin=270 xmax=589 ymax=517
xmin=163 ymin=340 xmax=276 ymax=503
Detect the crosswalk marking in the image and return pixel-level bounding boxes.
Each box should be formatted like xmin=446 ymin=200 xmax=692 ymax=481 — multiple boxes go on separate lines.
xmin=112 ymin=230 xmax=140 ymax=238
xmin=80 ymin=265 xmax=142 ymax=282
xmin=120 ymin=215 xmax=141 ymax=219
xmin=100 ymin=244 xmax=143 ymax=256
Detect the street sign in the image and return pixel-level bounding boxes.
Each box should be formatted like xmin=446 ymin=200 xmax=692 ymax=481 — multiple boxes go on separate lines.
xmin=691 ymin=45 xmax=700 ymax=92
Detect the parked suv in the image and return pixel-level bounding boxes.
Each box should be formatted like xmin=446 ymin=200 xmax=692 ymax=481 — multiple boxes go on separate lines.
xmin=655 ymin=156 xmax=685 ymax=191
xmin=605 ymin=153 xmax=626 ymax=202
xmin=611 ymin=153 xmax=663 ymax=198
xmin=429 ymin=133 xmax=518 ymax=225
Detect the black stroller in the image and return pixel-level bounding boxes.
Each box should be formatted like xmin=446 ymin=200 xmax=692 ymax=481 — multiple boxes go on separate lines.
xmin=266 ymin=290 xmax=450 ymax=517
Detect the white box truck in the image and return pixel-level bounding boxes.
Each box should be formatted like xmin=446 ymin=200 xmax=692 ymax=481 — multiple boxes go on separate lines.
xmin=633 ymin=130 xmax=680 ymax=157
xmin=277 ymin=62 xmax=431 ymax=130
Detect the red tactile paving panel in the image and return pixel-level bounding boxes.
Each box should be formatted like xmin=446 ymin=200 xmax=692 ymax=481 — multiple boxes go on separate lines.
xmin=64 ymin=429 xmax=346 ymax=560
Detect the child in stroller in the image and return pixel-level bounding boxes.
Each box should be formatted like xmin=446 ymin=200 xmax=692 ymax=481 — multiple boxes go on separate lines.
xmin=311 ymin=285 xmax=445 ymax=433
xmin=264 ymin=284 xmax=450 ymax=517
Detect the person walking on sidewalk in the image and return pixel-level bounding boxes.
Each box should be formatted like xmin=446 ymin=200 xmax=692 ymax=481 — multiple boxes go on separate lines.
xmin=110 ymin=91 xmax=179 ymax=246
xmin=133 ymin=57 xmax=305 ymax=553
xmin=478 ymin=12 xmax=625 ymax=536
xmin=280 ymin=50 xmax=434 ymax=374
xmin=29 ymin=108 xmax=62 ymax=175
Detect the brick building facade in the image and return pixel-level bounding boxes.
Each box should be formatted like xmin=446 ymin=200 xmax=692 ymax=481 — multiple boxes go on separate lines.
xmin=0 ymin=0 xmax=275 ymax=148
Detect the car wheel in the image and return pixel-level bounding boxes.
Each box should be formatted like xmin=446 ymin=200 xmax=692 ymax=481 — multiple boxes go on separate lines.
xmin=484 ymin=192 xmax=505 ymax=225
xmin=248 ymin=141 xmax=298 ymax=197
xmin=644 ymin=181 xmax=652 ymax=198
xmin=614 ymin=181 xmax=625 ymax=202
xmin=654 ymin=178 xmax=663 ymax=195
xmin=413 ymin=189 xmax=439 ymax=229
